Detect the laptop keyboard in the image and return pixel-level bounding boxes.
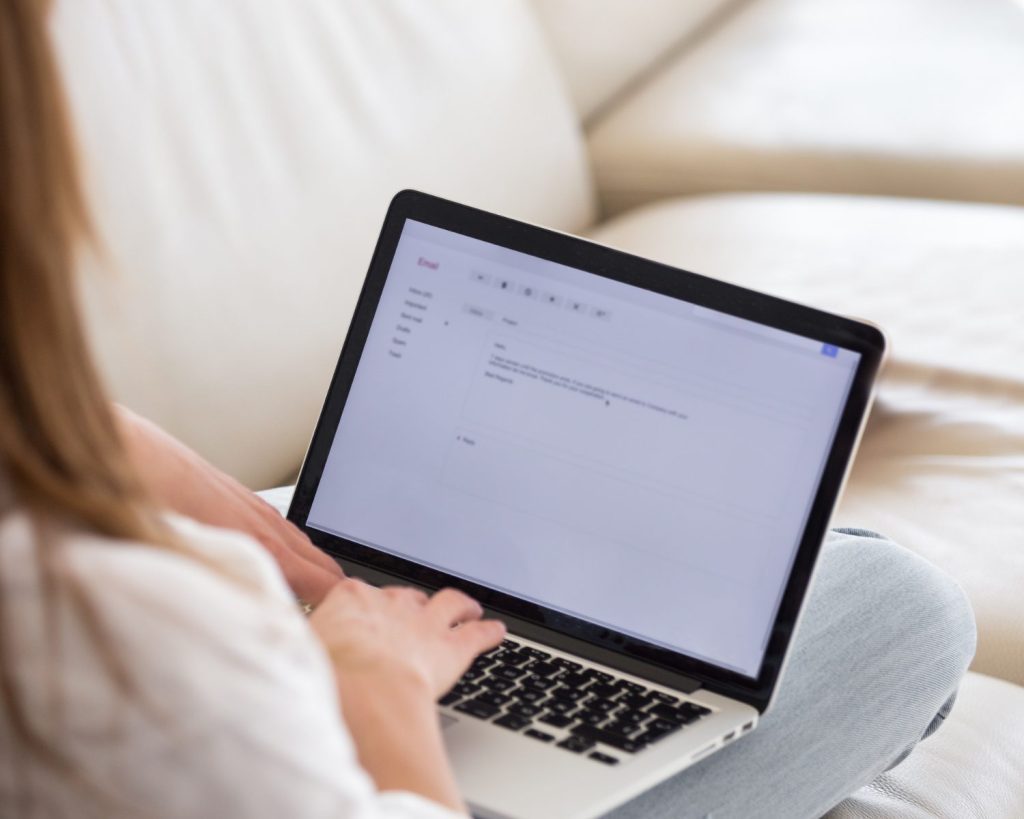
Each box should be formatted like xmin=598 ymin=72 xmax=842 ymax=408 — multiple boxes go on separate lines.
xmin=438 ymin=638 xmax=712 ymax=765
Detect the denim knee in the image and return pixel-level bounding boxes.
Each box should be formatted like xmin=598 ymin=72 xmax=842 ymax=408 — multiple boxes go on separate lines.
xmin=820 ymin=530 xmax=977 ymax=771
xmin=828 ymin=529 xmax=976 ymax=696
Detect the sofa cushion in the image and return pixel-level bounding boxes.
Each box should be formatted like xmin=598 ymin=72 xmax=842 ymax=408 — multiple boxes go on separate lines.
xmin=828 ymin=672 xmax=1024 ymax=819
xmin=589 ymin=193 xmax=1024 ymax=686
xmin=530 ymin=0 xmax=745 ymax=121
xmin=53 ymin=0 xmax=594 ymax=489
xmin=587 ymin=0 xmax=1024 ymax=214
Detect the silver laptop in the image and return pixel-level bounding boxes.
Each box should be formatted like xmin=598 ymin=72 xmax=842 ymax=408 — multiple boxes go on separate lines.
xmin=287 ymin=191 xmax=885 ymax=818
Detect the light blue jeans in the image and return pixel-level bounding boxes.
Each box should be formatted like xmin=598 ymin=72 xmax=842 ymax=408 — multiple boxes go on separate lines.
xmin=607 ymin=530 xmax=977 ymax=818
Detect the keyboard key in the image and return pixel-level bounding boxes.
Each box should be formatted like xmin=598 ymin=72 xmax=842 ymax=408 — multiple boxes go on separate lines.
xmin=616 ymin=680 xmax=645 ymax=694
xmin=571 ymin=725 xmax=647 ymax=754
xmin=476 ymin=691 xmax=512 ymax=707
xmin=634 ymin=726 xmax=677 ymax=745
xmin=482 ymin=677 xmax=517 ymax=693
xmin=514 ymin=688 xmax=548 ymax=704
xmin=524 ymin=728 xmax=555 ymax=743
xmin=589 ymin=698 xmax=618 ymax=714
xmin=438 ymin=692 xmax=461 ymax=707
xmin=615 ymin=710 xmax=648 ymax=726
xmin=552 ymin=658 xmax=583 ymax=672
xmin=494 ymin=650 xmax=532 ymax=667
xmin=493 ymin=665 xmax=529 ymax=681
xmin=501 ymin=639 xmax=520 ymax=650
xmin=551 ymin=687 xmax=591 ymax=703
xmin=680 ymin=702 xmax=712 ymax=718
xmin=525 ymin=661 xmax=560 ymax=678
xmin=494 ymin=713 xmax=532 ymax=731
xmin=583 ymin=670 xmax=614 ymax=684
xmin=650 ymin=703 xmax=691 ymax=723
xmin=588 ymin=751 xmax=620 ymax=766
xmin=575 ymin=710 xmax=606 ymax=727
xmin=602 ymin=719 xmax=643 ymax=738
xmin=521 ymin=647 xmax=550 ymax=660
xmin=539 ymin=713 xmax=574 ymax=729
xmin=620 ymin=693 xmax=655 ymax=710
xmin=546 ymin=699 xmax=577 ymax=715
xmin=557 ymin=735 xmax=595 ymax=754
xmin=508 ymin=703 xmax=543 ymax=718
xmin=558 ymin=671 xmax=590 ymax=689
xmin=588 ymin=683 xmax=620 ymax=700
xmin=455 ymin=699 xmax=500 ymax=720
xmin=521 ymin=675 xmax=559 ymax=691
xmin=652 ymin=691 xmax=679 ymax=704
xmin=451 ymin=682 xmax=480 ymax=698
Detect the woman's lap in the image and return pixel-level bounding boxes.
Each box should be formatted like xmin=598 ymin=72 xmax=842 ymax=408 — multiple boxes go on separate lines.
xmin=607 ymin=530 xmax=977 ymax=819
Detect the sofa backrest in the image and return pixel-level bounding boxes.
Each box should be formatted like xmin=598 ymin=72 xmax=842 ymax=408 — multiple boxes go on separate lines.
xmin=53 ymin=0 xmax=594 ymax=488
xmin=531 ymin=0 xmax=745 ymax=121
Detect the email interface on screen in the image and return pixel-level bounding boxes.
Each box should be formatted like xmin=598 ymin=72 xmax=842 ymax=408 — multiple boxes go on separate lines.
xmin=308 ymin=220 xmax=860 ymax=677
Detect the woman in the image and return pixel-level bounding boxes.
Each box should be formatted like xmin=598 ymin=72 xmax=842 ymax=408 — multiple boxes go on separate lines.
xmin=0 ymin=2 xmax=976 ymax=817
xmin=0 ymin=3 xmax=501 ymax=816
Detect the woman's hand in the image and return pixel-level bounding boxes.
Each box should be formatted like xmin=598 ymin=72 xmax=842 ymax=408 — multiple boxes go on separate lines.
xmin=309 ymin=580 xmax=504 ymax=813
xmin=117 ymin=406 xmax=345 ymax=605
xmin=310 ymin=580 xmax=505 ymax=698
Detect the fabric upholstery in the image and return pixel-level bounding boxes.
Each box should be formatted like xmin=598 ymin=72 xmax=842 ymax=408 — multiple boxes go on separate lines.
xmin=828 ymin=672 xmax=1024 ymax=819
xmin=587 ymin=0 xmax=1024 ymax=214
xmin=589 ymin=193 xmax=1024 ymax=686
xmin=53 ymin=0 xmax=594 ymax=489
xmin=530 ymin=0 xmax=745 ymax=120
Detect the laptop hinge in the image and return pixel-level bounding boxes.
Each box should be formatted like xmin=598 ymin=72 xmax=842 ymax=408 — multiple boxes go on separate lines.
xmin=493 ymin=610 xmax=702 ymax=695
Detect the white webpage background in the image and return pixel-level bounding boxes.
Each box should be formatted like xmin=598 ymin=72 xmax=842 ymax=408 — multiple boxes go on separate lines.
xmin=308 ymin=220 xmax=859 ymax=677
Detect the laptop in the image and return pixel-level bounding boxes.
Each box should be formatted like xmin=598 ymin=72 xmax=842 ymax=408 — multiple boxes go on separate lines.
xmin=288 ymin=190 xmax=885 ymax=818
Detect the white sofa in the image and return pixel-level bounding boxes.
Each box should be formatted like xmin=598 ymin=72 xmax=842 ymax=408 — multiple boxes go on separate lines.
xmin=56 ymin=1 xmax=1024 ymax=815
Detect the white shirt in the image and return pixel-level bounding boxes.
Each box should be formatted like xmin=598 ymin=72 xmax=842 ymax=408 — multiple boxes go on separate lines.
xmin=0 ymin=510 xmax=461 ymax=819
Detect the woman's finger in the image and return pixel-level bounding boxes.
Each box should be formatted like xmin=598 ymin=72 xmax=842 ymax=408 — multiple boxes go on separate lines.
xmin=383 ymin=586 xmax=429 ymax=606
xmin=260 ymin=500 xmax=345 ymax=578
xmin=291 ymin=535 xmax=346 ymax=578
xmin=427 ymin=588 xmax=484 ymax=628
xmin=279 ymin=550 xmax=345 ymax=607
xmin=450 ymin=619 xmax=506 ymax=662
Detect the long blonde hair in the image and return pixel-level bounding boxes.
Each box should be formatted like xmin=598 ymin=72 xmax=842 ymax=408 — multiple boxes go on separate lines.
xmin=0 ymin=0 xmax=172 ymax=788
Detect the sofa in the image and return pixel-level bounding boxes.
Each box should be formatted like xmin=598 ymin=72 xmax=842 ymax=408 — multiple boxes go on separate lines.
xmin=54 ymin=1 xmax=1024 ymax=815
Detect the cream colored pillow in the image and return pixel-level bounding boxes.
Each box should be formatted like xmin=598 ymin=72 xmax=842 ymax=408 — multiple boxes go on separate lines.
xmin=54 ymin=0 xmax=594 ymax=487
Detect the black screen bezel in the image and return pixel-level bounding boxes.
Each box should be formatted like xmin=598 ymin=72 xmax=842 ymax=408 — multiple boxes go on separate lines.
xmin=288 ymin=190 xmax=886 ymax=713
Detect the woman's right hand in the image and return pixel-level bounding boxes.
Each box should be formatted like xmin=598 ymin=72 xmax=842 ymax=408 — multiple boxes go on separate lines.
xmin=309 ymin=579 xmax=506 ymax=700
xmin=308 ymin=580 xmax=505 ymax=812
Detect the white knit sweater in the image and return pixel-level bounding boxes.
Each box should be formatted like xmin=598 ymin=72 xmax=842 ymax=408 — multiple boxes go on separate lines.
xmin=0 ymin=510 xmax=459 ymax=819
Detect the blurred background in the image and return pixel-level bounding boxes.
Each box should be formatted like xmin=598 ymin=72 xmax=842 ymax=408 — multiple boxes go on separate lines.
xmin=49 ymin=2 xmax=1024 ymax=811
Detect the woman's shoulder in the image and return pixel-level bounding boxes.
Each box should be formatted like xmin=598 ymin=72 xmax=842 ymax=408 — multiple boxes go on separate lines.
xmin=2 ymin=507 xmax=284 ymax=601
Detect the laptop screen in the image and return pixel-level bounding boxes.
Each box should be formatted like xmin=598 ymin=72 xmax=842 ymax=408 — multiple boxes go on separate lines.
xmin=306 ymin=219 xmax=860 ymax=678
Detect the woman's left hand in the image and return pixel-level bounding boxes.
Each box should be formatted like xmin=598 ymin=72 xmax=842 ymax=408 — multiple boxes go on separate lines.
xmin=117 ymin=406 xmax=345 ymax=605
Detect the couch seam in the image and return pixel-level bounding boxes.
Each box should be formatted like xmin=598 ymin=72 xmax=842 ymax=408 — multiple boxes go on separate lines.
xmin=581 ymin=0 xmax=760 ymax=132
